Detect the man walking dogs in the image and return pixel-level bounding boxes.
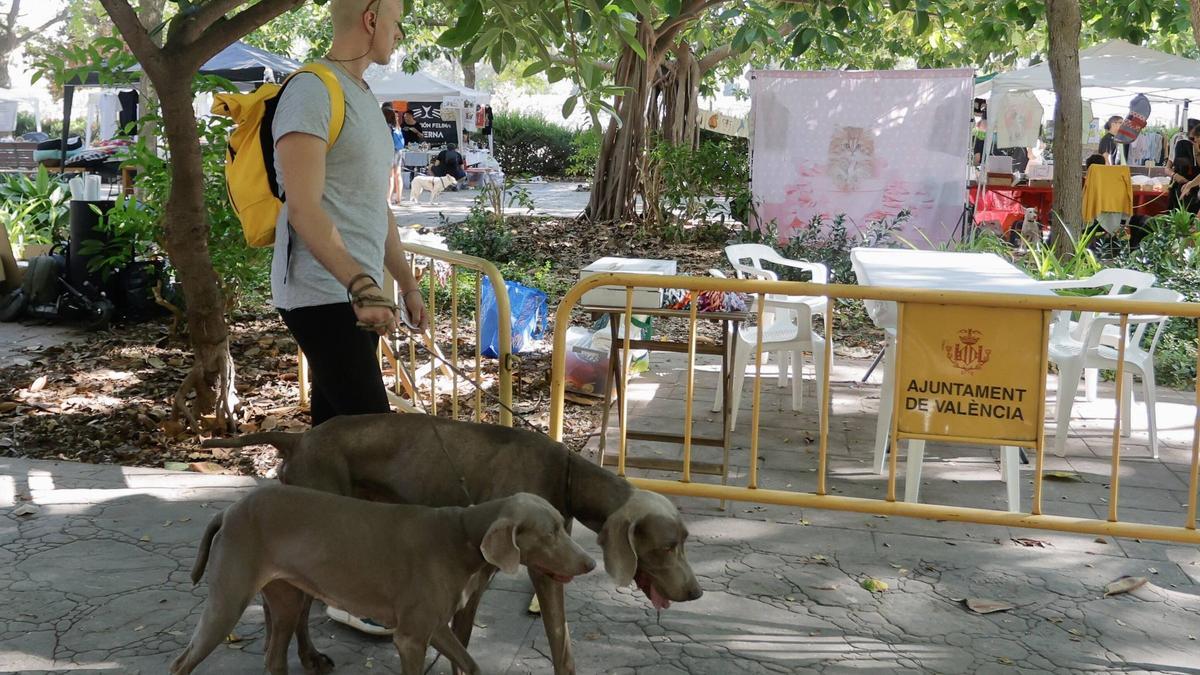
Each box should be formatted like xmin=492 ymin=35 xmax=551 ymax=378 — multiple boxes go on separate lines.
xmin=270 ymin=0 xmax=426 ymax=634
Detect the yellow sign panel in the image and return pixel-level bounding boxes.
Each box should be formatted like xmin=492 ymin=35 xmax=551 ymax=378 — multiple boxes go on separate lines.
xmin=897 ymin=303 xmax=1047 ymax=443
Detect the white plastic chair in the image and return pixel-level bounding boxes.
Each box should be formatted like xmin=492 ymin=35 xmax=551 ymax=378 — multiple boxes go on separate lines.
xmin=710 ymin=268 xmax=829 ymax=430
xmin=1034 ymin=268 xmax=1156 ymax=401
xmin=724 ymin=244 xmax=829 ymax=388
xmin=1048 ymin=286 xmax=1182 ymax=459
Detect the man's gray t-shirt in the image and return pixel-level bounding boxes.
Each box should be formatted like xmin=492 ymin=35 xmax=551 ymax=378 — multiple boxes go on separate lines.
xmin=270 ymin=62 xmax=392 ymax=310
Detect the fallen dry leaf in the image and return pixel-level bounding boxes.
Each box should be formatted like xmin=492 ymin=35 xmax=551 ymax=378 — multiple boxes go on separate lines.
xmin=1104 ymin=576 xmax=1148 ymax=597
xmin=12 ymin=503 xmax=39 ymax=517
xmin=1044 ymin=471 xmax=1083 ymax=482
xmin=860 ymin=578 xmax=888 ymax=593
xmin=28 ymin=375 xmax=47 ymax=392
xmin=1012 ymin=537 xmax=1050 ymax=548
xmin=0 ymin=401 xmax=17 ymax=413
xmin=963 ymin=598 xmax=1015 ymax=614
xmin=189 ymin=462 xmax=228 ymax=475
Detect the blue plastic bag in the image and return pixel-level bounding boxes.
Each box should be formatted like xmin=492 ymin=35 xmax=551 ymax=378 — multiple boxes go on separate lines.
xmin=480 ymin=277 xmax=548 ymax=358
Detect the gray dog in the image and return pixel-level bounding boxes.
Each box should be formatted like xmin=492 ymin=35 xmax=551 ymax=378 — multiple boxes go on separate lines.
xmin=204 ymin=413 xmax=703 ymax=675
xmin=171 ymin=485 xmax=594 ymax=675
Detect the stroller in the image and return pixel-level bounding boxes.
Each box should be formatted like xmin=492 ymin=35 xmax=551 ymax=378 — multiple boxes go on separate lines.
xmin=0 ymin=245 xmax=115 ymax=330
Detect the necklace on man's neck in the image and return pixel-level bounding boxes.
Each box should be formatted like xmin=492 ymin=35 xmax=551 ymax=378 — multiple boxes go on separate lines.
xmin=327 ymin=57 xmax=371 ymax=93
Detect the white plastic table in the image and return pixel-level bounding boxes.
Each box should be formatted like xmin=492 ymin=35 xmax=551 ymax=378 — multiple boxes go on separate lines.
xmin=850 ymin=248 xmax=1054 ymax=511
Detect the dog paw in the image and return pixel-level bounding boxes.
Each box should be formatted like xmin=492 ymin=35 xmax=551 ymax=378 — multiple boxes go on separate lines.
xmin=301 ymin=651 xmax=335 ymax=675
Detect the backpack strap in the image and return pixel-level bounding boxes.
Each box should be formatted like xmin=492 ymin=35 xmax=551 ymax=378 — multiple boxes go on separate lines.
xmin=289 ymin=62 xmax=346 ymax=148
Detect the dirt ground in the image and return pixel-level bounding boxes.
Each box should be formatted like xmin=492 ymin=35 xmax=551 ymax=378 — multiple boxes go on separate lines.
xmin=0 ymin=218 xmax=884 ymax=476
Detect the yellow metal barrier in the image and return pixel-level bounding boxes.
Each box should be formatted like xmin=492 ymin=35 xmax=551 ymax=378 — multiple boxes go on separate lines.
xmin=299 ymin=243 xmax=514 ymax=426
xmin=550 ymin=273 xmax=1200 ymax=545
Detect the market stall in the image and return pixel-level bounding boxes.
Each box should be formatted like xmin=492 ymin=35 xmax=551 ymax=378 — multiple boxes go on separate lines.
xmin=973 ymin=40 xmax=1200 ymax=231
xmin=363 ymin=69 xmax=492 ymax=149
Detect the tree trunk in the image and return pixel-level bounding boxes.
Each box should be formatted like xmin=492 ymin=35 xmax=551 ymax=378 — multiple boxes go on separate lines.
xmin=1046 ymin=0 xmax=1082 ymax=255
xmin=461 ymin=60 xmax=476 ymax=89
xmin=586 ymin=22 xmax=659 ymax=223
xmin=648 ymin=44 xmax=700 ymax=150
xmin=156 ymin=76 xmax=238 ymax=431
xmin=0 ymin=51 xmax=11 ymax=89
xmin=1190 ymin=0 xmax=1200 ymax=51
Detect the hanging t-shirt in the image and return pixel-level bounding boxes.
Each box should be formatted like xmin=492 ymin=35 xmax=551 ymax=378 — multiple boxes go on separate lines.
xmin=1128 ymin=131 xmax=1162 ymax=166
xmin=992 ymin=91 xmax=1043 ymax=149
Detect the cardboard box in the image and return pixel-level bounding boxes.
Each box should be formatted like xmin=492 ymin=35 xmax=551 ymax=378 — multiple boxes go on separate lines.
xmin=1028 ymin=179 xmax=1053 ymax=188
xmin=986 ymin=172 xmax=1015 ymax=186
xmin=580 ymin=257 xmax=677 ymax=309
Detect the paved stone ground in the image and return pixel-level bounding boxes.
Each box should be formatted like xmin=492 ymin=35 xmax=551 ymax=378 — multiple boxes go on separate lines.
xmin=0 ymin=321 xmax=83 ymax=369
xmin=390 ymin=181 xmax=589 ymax=229
xmin=2 ymin=354 xmax=1199 ymax=673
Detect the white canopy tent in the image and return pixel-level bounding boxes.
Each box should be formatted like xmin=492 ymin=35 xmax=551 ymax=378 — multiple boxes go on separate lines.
xmin=981 ymin=40 xmax=1200 ymax=127
xmin=363 ymin=68 xmax=490 ymax=104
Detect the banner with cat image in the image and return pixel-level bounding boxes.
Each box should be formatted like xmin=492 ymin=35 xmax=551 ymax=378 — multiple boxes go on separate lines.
xmin=750 ymin=69 xmax=974 ymax=245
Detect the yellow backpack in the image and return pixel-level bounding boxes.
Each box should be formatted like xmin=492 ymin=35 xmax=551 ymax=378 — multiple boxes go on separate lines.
xmin=211 ymin=63 xmax=345 ymax=247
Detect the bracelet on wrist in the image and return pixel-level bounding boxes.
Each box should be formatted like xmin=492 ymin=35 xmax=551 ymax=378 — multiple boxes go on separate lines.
xmin=346 ymin=273 xmax=378 ymax=296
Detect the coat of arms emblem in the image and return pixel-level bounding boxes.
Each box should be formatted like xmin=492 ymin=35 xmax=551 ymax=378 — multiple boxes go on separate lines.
xmin=943 ymin=328 xmax=990 ymax=374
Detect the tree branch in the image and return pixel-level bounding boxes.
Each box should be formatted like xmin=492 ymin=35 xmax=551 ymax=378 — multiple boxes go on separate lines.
xmin=189 ymin=0 xmax=306 ymax=67
xmin=98 ymin=0 xmax=162 ymax=73
xmin=655 ymin=0 xmax=727 ymax=48
xmin=178 ymin=0 xmax=250 ymax=45
xmin=15 ymin=8 xmax=68 ymax=45
xmin=549 ymin=52 xmax=614 ymax=72
xmin=696 ymin=21 xmax=793 ymax=72
xmin=5 ymin=0 xmax=19 ymax=35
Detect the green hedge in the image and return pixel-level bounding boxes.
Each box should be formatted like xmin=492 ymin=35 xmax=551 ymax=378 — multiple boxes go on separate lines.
xmin=492 ymin=111 xmax=575 ymax=178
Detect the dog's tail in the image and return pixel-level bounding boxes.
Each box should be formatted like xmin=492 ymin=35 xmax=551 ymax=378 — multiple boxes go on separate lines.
xmin=201 ymin=432 xmax=302 ymax=458
xmin=191 ymin=511 xmax=224 ymax=585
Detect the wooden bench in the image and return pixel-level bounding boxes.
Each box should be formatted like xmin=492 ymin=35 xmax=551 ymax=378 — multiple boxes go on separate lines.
xmin=0 ymin=142 xmax=40 ymax=173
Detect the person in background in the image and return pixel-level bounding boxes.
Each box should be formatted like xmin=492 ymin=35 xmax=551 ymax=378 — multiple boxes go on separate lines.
xmin=382 ymin=103 xmax=404 ymax=204
xmin=431 ymin=142 xmax=466 ymax=188
xmin=1170 ymin=118 xmax=1199 ymax=167
xmin=400 ymin=110 xmax=424 ymax=145
xmin=1084 ymin=153 xmax=1106 ymax=171
xmin=1174 ymin=124 xmax=1200 ymax=213
xmin=1098 ymin=115 xmax=1126 ymax=165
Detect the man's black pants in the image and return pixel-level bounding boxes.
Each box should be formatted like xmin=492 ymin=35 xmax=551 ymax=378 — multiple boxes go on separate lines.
xmin=279 ymin=302 xmax=389 ymax=426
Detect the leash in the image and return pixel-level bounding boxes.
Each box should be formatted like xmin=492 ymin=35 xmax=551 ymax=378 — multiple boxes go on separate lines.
xmin=355 ymin=298 xmax=546 ymax=434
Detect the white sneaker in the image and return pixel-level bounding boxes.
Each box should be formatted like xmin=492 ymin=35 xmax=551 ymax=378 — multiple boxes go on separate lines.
xmin=325 ymin=605 xmax=394 ymax=636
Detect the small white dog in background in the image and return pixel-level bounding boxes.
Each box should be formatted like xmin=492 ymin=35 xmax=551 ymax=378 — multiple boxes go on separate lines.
xmin=408 ymin=175 xmax=459 ymax=205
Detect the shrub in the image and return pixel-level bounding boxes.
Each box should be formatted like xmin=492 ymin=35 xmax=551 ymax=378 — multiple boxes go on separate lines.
xmin=644 ymin=136 xmax=752 ymax=241
xmin=0 ymin=167 xmax=70 ymax=252
xmin=491 ymin=111 xmax=574 ymax=178
xmin=1112 ymin=208 xmax=1200 ymax=390
xmin=772 ymin=212 xmax=907 ymax=284
xmin=566 ymin=128 xmax=600 ymax=179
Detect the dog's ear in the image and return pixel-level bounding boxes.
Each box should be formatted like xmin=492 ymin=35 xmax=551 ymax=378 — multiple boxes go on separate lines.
xmin=598 ymin=508 xmax=640 ymax=587
xmin=481 ymin=518 xmax=521 ymax=575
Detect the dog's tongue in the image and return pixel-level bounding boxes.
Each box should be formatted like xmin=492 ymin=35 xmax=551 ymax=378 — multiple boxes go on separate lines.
xmin=635 ymin=570 xmax=671 ymax=610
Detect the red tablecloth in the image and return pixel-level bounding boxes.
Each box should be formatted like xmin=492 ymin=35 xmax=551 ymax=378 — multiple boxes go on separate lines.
xmin=967 ymin=184 xmax=1171 ymax=231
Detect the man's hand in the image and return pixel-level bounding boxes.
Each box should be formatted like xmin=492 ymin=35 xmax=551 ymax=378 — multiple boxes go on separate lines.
xmin=354 ymin=302 xmax=399 ymax=336
xmin=403 ymin=289 xmax=429 ymax=331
